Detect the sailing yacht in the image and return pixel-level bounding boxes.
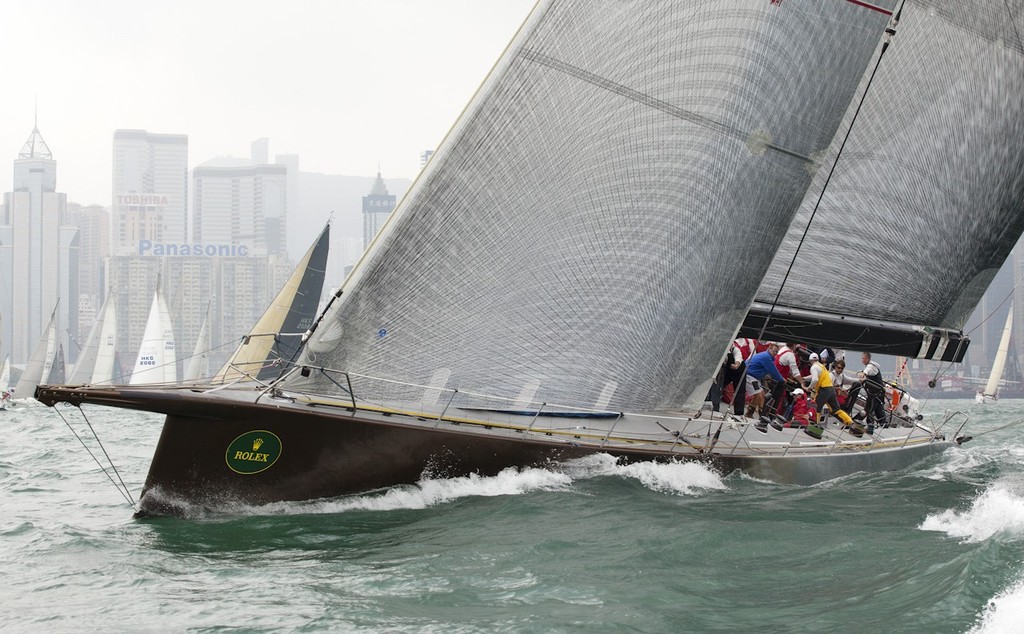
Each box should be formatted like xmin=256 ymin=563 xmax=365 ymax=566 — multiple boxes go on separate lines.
xmin=182 ymin=304 xmax=211 ymax=384
xmin=129 ymin=280 xmax=177 ymax=385
xmin=214 ymin=222 xmax=330 ymax=384
xmin=36 ymin=1 xmax=1024 ymax=517
xmin=977 ymin=304 xmax=1014 ymax=404
xmin=15 ymin=305 xmax=58 ymax=403
xmin=1 ymin=355 xmax=10 ymax=410
xmin=68 ymin=292 xmax=118 ymax=385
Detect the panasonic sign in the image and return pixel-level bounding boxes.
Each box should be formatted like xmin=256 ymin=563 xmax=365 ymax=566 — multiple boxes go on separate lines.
xmin=139 ymin=240 xmax=250 ymax=257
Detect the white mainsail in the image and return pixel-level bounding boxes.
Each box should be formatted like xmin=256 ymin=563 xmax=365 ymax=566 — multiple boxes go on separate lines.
xmin=183 ymin=305 xmax=210 ymax=383
xmin=68 ymin=292 xmax=118 ymax=385
xmin=130 ymin=282 xmax=177 ymax=385
xmin=982 ymin=303 xmax=1014 ymax=401
xmin=13 ymin=306 xmax=58 ymax=401
xmin=285 ymin=0 xmax=897 ymax=413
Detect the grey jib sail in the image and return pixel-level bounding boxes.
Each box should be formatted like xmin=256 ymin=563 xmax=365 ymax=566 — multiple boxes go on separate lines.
xmin=749 ymin=0 xmax=1024 ymax=361
xmin=284 ymin=0 xmax=896 ymax=413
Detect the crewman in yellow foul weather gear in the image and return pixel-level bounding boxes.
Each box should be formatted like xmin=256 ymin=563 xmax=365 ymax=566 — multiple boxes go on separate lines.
xmin=808 ymin=353 xmax=855 ymax=427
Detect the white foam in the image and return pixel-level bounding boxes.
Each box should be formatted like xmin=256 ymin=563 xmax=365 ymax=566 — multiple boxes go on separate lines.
xmin=241 ymin=455 xmax=725 ymax=516
xmin=918 ymin=446 xmax=992 ymax=481
xmin=971 ymin=576 xmax=1024 ymax=634
xmin=559 ymin=453 xmax=727 ymax=495
xmin=920 ymin=485 xmax=1024 ymax=542
xmin=262 ymin=465 xmax=573 ymax=515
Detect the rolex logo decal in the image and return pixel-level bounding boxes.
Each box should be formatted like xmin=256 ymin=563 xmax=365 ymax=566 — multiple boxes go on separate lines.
xmin=226 ymin=430 xmax=282 ymax=475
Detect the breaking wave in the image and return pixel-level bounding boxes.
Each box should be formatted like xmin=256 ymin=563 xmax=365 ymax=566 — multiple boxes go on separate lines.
xmin=920 ymin=484 xmax=1024 ymax=543
xmin=971 ymin=576 xmax=1024 ymax=634
xmin=558 ymin=453 xmax=727 ymax=495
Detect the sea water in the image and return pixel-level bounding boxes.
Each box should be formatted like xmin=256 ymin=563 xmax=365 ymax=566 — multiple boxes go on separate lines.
xmin=3 ymin=399 xmax=1024 ymax=633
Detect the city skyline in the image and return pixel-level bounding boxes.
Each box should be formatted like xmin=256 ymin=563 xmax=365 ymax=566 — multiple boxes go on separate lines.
xmin=0 ymin=1 xmax=535 ymax=206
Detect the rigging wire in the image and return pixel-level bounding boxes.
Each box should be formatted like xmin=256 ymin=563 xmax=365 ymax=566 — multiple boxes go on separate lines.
xmin=53 ymin=405 xmax=137 ymax=510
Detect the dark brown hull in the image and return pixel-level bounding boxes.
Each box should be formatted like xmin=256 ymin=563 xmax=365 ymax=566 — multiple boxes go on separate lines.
xmin=35 ymin=385 xmax=954 ymax=517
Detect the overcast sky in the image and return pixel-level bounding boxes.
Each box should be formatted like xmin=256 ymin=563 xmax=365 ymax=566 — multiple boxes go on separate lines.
xmin=0 ymin=0 xmax=536 ymax=206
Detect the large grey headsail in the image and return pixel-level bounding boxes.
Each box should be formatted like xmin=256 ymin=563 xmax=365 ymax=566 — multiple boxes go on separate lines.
xmin=285 ymin=0 xmax=898 ymax=412
xmin=749 ymin=0 xmax=1024 ymax=361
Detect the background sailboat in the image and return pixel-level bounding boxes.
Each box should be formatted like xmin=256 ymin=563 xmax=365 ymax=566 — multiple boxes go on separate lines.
xmin=13 ymin=305 xmax=58 ymax=403
xmin=977 ymin=303 xmax=1013 ymax=404
xmin=182 ymin=304 xmax=211 ymax=383
xmin=0 ymin=355 xmax=10 ymax=410
xmin=129 ymin=280 xmax=177 ymax=385
xmin=68 ymin=291 xmax=118 ymax=385
xmin=214 ymin=222 xmax=330 ymax=384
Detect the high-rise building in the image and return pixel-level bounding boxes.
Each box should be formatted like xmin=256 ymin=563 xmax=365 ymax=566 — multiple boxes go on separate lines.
xmin=111 ymin=130 xmax=188 ymax=256
xmin=106 ymin=252 xmax=294 ymax=379
xmin=192 ymin=157 xmax=288 ymax=258
xmin=66 ymin=203 xmax=110 ymax=346
xmin=362 ymin=171 xmax=395 ymax=250
xmin=275 ymin=154 xmax=301 ymax=260
xmin=0 ymin=123 xmax=79 ymax=364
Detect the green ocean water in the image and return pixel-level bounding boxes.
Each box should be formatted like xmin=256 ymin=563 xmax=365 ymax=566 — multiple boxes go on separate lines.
xmin=3 ymin=399 xmax=1024 ymax=633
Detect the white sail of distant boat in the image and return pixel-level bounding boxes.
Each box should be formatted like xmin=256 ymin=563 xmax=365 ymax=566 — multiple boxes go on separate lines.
xmin=183 ymin=304 xmax=211 ymax=383
xmin=1 ymin=355 xmax=10 ymax=410
xmin=13 ymin=305 xmax=58 ymax=402
xmin=68 ymin=292 xmax=118 ymax=385
xmin=977 ymin=303 xmax=1013 ymax=404
xmin=130 ymin=280 xmax=177 ymax=385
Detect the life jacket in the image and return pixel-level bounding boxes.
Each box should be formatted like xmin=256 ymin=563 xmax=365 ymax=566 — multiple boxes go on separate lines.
xmin=863 ymin=361 xmax=884 ymax=394
xmin=733 ymin=338 xmax=758 ymax=362
xmin=775 ymin=346 xmax=800 ymax=380
xmin=811 ymin=361 xmax=833 ymax=391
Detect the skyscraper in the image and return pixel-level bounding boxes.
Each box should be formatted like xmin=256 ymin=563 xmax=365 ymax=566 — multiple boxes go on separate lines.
xmin=112 ymin=130 xmax=188 ymax=256
xmin=192 ymin=157 xmax=288 ymax=257
xmin=0 ymin=123 xmax=78 ymax=364
xmin=362 ymin=171 xmax=395 ymax=250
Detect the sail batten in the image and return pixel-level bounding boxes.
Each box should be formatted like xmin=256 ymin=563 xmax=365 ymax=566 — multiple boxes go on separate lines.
xmin=286 ymin=0 xmax=895 ymax=412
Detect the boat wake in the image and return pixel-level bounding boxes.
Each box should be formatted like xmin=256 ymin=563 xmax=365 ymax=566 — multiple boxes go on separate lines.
xmin=144 ymin=455 xmax=728 ymax=518
xmin=919 ymin=484 xmax=1024 ymax=543
xmin=558 ymin=454 xmax=727 ymax=496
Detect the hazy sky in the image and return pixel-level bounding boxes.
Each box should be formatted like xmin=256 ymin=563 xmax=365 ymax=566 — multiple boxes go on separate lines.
xmin=0 ymin=1 xmax=536 ymax=206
